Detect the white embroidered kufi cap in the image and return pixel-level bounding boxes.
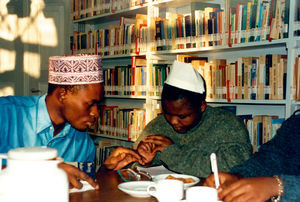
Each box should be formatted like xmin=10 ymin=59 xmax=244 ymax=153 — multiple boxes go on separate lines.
xmin=165 ymin=60 xmax=205 ymax=94
xmin=48 ymin=55 xmax=103 ymax=85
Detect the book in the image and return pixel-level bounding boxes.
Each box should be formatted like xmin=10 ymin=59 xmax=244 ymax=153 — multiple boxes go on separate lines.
xmin=257 ymin=55 xmax=265 ymax=99
xmin=250 ymin=57 xmax=258 ymax=100
xmin=295 ymin=57 xmax=300 ymax=100
xmin=190 ymin=2 xmax=220 ymax=37
xmin=271 ymin=118 xmax=284 ymax=138
xmin=265 ymin=54 xmax=273 ymax=99
xmin=252 ymin=115 xmax=263 ymax=153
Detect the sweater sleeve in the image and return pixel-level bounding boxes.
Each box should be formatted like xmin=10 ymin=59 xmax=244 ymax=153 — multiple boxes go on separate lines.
xmin=159 ymin=138 xmax=252 ymax=178
xmin=280 ymin=175 xmax=300 ymax=202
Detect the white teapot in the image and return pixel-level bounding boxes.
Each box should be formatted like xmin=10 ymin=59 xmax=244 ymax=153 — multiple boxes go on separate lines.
xmin=0 ymin=147 xmax=69 ymax=202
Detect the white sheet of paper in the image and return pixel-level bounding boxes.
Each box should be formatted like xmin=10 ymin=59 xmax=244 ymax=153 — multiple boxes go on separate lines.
xmin=136 ymin=165 xmax=177 ymax=177
xmin=69 ymin=180 xmax=95 ymax=193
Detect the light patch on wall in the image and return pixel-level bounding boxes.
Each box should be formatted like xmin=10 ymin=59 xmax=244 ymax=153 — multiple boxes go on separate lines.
xmin=0 ymin=15 xmax=18 ymax=41
xmin=0 ymin=48 xmax=16 ymax=73
xmin=24 ymin=52 xmax=40 ymax=79
xmin=0 ymin=0 xmax=57 ymax=47
xmin=19 ymin=0 xmax=57 ymax=47
xmin=0 ymin=84 xmax=14 ymax=96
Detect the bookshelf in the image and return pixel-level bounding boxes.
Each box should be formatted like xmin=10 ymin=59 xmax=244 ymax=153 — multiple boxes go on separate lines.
xmin=70 ymin=0 xmax=300 ymax=152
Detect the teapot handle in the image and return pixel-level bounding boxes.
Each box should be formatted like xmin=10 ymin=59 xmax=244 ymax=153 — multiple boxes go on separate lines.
xmin=0 ymin=154 xmax=8 ymax=172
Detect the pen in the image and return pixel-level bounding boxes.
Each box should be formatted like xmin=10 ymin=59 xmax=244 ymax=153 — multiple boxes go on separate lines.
xmin=210 ymin=153 xmax=220 ymax=188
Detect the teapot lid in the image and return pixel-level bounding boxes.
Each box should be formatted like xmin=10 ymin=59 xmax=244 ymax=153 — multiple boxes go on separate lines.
xmin=8 ymin=147 xmax=58 ymax=160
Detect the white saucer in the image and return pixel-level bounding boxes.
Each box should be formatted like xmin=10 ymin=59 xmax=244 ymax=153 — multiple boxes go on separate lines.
xmin=118 ymin=181 xmax=155 ymax=198
xmin=153 ymin=174 xmax=200 ymax=189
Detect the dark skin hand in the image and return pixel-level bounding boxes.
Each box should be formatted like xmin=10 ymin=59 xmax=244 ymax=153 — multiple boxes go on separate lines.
xmin=204 ymin=172 xmax=280 ymax=202
xmin=137 ymin=141 xmax=156 ymax=165
xmin=58 ymin=162 xmax=99 ymax=190
xmin=142 ymin=135 xmax=173 ymax=152
xmin=103 ymin=147 xmax=144 ymax=170
xmin=137 ymin=135 xmax=173 ymax=165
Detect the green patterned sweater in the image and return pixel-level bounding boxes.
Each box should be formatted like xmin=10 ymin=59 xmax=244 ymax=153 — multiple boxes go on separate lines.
xmin=133 ymin=106 xmax=252 ymax=178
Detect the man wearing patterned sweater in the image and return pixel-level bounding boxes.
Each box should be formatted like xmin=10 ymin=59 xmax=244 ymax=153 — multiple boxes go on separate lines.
xmin=104 ymin=61 xmax=252 ymax=177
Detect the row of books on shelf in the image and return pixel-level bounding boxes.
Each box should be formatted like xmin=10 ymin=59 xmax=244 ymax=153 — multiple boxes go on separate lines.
xmin=89 ymin=105 xmax=162 ymax=141
xmin=152 ymin=54 xmax=287 ymax=100
xmin=103 ymin=54 xmax=288 ymax=101
xmin=71 ymin=0 xmax=300 ymax=56
xmin=239 ymin=114 xmax=284 ymax=153
xmin=104 ymin=65 xmax=147 ymax=96
xmin=228 ymin=0 xmax=289 ymax=43
xmin=104 ymin=56 xmax=148 ymax=96
xmin=71 ymin=15 xmax=141 ymax=55
xmin=186 ymin=54 xmax=287 ymax=101
xmin=99 ymin=106 xmax=161 ymax=141
xmin=100 ymin=106 xmax=146 ymax=141
xmin=70 ymin=0 xmax=149 ymax=20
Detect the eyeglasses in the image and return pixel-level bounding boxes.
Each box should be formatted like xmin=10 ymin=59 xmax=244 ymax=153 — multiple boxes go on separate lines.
xmin=117 ymin=168 xmax=152 ymax=182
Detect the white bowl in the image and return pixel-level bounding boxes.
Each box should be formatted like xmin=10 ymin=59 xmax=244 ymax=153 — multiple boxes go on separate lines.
xmin=118 ymin=181 xmax=155 ymax=198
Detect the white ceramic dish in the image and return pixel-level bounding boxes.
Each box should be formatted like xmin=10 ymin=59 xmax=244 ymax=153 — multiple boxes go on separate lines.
xmin=118 ymin=181 xmax=155 ymax=198
xmin=153 ymin=174 xmax=200 ymax=189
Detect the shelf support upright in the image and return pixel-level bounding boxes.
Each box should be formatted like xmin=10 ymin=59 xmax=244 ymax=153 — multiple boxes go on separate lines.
xmin=285 ymin=0 xmax=297 ymax=118
xmin=145 ymin=1 xmax=157 ymax=124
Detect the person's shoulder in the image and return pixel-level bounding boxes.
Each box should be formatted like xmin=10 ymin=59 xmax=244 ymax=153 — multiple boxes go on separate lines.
xmin=291 ymin=109 xmax=300 ymax=120
xmin=281 ymin=109 xmax=300 ymax=129
xmin=148 ymin=114 xmax=165 ymax=123
xmin=0 ymin=95 xmax=40 ymax=107
xmin=143 ymin=114 xmax=169 ymax=131
xmin=205 ymin=106 xmax=245 ymax=127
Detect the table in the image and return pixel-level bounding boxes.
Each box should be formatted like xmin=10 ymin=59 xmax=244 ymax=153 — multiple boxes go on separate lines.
xmin=69 ymin=167 xmax=157 ymax=202
xmin=69 ymin=167 xmax=203 ymax=202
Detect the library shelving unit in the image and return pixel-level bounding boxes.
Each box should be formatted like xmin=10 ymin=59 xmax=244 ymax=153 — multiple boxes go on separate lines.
xmin=71 ymin=0 xmax=300 ymax=146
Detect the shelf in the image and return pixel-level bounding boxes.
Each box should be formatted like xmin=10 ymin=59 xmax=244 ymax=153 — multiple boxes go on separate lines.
xmin=149 ymin=96 xmax=287 ymax=105
xmin=151 ymin=0 xmax=221 ymax=8
xmin=150 ymin=38 xmax=290 ymax=55
xmin=73 ymin=4 xmax=148 ymax=24
xmin=101 ymin=53 xmax=146 ymax=60
xmin=89 ymin=132 xmax=131 ymax=141
xmin=292 ymin=100 xmax=300 ymax=105
xmin=105 ymin=95 xmax=147 ymax=99
xmin=206 ymin=99 xmax=287 ymax=105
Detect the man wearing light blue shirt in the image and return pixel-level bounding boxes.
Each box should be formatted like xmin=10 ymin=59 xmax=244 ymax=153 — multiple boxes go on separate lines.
xmin=0 ymin=55 xmax=104 ymax=189
xmin=0 ymin=95 xmax=95 ymax=162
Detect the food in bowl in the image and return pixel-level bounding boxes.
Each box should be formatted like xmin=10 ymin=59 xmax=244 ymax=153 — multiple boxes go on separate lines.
xmin=165 ymin=175 xmax=195 ymax=183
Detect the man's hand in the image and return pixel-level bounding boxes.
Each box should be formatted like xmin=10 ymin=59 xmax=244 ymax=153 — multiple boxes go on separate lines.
xmin=58 ymin=162 xmax=99 ymax=190
xmin=142 ymin=135 xmax=173 ymax=152
xmin=103 ymin=147 xmax=144 ymax=170
xmin=137 ymin=141 xmax=156 ymax=165
xmin=217 ymin=177 xmax=279 ymax=202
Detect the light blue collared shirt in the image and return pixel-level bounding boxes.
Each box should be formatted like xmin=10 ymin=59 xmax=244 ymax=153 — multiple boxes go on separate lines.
xmin=0 ymin=95 xmax=95 ymax=162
